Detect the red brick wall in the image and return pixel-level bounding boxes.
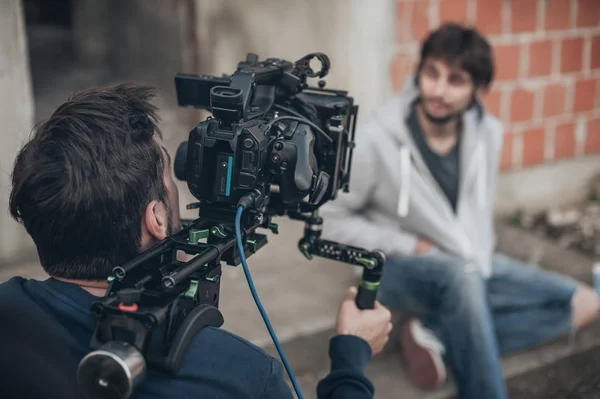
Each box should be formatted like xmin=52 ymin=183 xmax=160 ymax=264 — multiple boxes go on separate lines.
xmin=391 ymin=0 xmax=600 ymax=171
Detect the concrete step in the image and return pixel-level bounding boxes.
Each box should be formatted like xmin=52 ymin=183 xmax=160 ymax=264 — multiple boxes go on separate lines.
xmin=506 ymin=342 xmax=600 ymax=398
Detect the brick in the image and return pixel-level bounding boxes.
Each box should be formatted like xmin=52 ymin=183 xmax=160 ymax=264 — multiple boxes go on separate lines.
xmin=560 ymin=37 xmax=585 ymax=74
xmin=411 ymin=0 xmax=431 ymax=41
xmin=439 ymin=0 xmax=468 ymax=24
xmin=542 ymin=83 xmax=567 ymax=118
xmin=585 ymin=117 xmax=600 ymax=154
xmin=494 ymin=44 xmax=521 ymax=81
xmin=545 ymin=0 xmax=572 ymax=30
xmin=528 ymin=40 xmax=553 ymax=77
xmin=500 ymin=131 xmax=513 ymax=171
xmin=573 ymin=78 xmax=597 ymax=113
xmin=475 ymin=0 xmax=503 ymax=36
xmin=511 ymin=0 xmax=538 ymax=33
xmin=510 ymin=89 xmax=535 ymax=122
xmin=522 ymin=128 xmax=546 ymax=166
xmin=391 ymin=52 xmax=415 ymax=92
xmin=576 ymin=0 xmax=600 ymax=28
xmin=592 ymin=35 xmax=600 ymax=70
xmin=554 ymin=122 xmax=577 ymax=159
xmin=483 ymin=89 xmax=502 ymax=118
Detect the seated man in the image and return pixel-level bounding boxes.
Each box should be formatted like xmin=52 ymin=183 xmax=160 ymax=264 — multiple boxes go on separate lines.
xmin=319 ymin=23 xmax=599 ymax=399
xmin=2 ymin=83 xmax=392 ymax=399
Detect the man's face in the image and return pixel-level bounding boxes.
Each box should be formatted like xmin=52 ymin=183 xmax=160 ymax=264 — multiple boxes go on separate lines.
xmin=160 ymin=145 xmax=182 ymax=236
xmin=417 ymin=58 xmax=477 ymax=124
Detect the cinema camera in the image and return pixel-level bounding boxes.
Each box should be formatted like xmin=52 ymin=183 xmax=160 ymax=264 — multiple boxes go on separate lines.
xmin=77 ymin=53 xmax=386 ymax=399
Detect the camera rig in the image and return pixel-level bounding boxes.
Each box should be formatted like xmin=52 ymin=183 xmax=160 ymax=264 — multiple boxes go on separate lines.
xmin=77 ymin=53 xmax=386 ymax=399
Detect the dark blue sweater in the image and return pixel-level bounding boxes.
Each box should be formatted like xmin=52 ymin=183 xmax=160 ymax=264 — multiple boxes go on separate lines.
xmin=0 ymin=277 xmax=374 ymax=399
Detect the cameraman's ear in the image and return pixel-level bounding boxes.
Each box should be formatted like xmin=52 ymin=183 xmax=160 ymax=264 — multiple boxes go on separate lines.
xmin=141 ymin=200 xmax=168 ymax=245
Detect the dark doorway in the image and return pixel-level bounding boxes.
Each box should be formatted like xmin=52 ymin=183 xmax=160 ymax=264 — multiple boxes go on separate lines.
xmin=23 ymin=0 xmax=73 ymax=26
xmin=22 ymin=0 xmax=112 ymax=122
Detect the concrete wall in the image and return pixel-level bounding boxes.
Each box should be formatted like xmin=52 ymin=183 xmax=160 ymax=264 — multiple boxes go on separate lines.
xmin=0 ymin=0 xmax=36 ymax=264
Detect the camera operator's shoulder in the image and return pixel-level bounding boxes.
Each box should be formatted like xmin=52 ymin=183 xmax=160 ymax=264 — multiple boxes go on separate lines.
xmin=180 ymin=326 xmax=277 ymax=376
xmin=167 ymin=326 xmax=291 ymax=398
xmin=0 ymin=276 xmax=28 ymax=298
xmin=0 ymin=275 xmax=26 ymax=286
xmin=192 ymin=326 xmax=273 ymax=361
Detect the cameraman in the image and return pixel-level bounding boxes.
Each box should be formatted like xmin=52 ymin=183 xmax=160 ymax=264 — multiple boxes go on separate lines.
xmin=0 ymin=84 xmax=391 ymax=399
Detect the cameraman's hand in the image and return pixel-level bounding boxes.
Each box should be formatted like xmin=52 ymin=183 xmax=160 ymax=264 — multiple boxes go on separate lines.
xmin=335 ymin=287 xmax=393 ymax=356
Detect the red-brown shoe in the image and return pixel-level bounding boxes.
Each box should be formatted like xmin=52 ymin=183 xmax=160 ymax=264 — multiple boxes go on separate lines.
xmin=399 ymin=318 xmax=447 ymax=390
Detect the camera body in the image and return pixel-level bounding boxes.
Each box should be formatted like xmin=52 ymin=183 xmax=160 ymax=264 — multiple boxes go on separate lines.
xmin=174 ymin=53 xmax=358 ymax=217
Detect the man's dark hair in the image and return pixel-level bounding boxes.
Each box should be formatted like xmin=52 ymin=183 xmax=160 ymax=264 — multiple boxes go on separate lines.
xmin=417 ymin=23 xmax=495 ymax=89
xmin=9 ymin=83 xmax=168 ymax=281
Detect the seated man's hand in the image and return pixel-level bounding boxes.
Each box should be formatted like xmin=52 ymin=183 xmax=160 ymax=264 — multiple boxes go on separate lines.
xmin=335 ymin=287 xmax=392 ymax=356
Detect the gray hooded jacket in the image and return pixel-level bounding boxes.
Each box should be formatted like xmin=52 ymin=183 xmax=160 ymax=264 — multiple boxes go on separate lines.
xmin=320 ymin=79 xmax=505 ymax=277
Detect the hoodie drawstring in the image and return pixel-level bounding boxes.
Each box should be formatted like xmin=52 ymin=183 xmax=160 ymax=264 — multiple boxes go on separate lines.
xmin=476 ymin=142 xmax=486 ymax=210
xmin=397 ymin=146 xmax=410 ymax=217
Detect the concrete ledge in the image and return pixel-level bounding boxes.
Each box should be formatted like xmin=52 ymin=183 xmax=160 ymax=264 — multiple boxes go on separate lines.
xmin=495 ymin=155 xmax=600 ymax=217
xmin=506 ymin=339 xmax=600 ymax=398
xmin=495 ymin=222 xmax=596 ymax=284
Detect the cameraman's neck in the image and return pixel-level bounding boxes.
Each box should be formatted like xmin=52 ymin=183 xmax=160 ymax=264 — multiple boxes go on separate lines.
xmin=54 ymin=277 xmax=108 ymax=297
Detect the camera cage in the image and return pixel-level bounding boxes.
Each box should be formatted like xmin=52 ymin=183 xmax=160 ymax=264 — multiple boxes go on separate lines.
xmin=174 ymin=52 xmax=359 ymax=217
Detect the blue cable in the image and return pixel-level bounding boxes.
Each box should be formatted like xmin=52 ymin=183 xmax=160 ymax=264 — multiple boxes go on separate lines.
xmin=235 ymin=206 xmax=304 ymax=399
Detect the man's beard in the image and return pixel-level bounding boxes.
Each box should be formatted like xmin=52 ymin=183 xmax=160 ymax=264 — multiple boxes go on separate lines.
xmin=419 ymin=95 xmax=475 ymax=126
xmin=422 ymin=107 xmax=462 ymax=125
xmin=420 ymin=99 xmax=463 ymax=125
xmin=164 ymin=205 xmax=182 ymax=238
xmin=166 ymin=215 xmax=181 ymax=237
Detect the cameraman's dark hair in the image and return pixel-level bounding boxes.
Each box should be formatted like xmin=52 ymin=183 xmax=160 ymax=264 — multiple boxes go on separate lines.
xmin=417 ymin=23 xmax=494 ymax=89
xmin=9 ymin=83 xmax=168 ymax=281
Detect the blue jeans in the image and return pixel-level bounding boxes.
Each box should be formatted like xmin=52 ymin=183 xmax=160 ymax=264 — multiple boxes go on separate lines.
xmin=377 ymin=250 xmax=578 ymax=399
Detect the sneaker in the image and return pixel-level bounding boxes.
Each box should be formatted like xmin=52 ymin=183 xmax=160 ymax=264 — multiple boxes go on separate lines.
xmin=399 ymin=318 xmax=447 ymax=390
